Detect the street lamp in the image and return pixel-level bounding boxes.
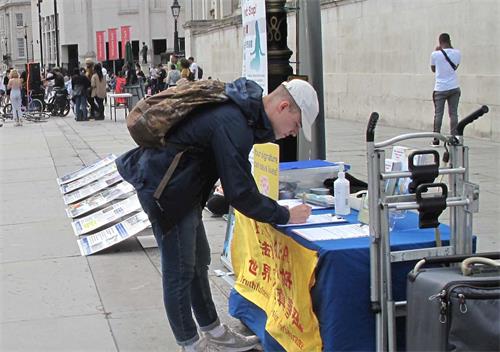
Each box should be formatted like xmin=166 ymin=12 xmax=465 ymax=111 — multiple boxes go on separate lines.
xmin=171 ymin=0 xmax=180 ymax=55
xmin=23 ymin=24 xmax=29 ymax=63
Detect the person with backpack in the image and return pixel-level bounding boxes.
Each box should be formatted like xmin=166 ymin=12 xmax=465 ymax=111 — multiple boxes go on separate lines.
xmin=187 ymin=57 xmax=200 ymax=80
xmin=116 ymin=77 xmax=319 ymax=352
xmin=430 ymin=33 xmax=461 ymax=146
xmin=71 ymin=68 xmax=91 ymax=121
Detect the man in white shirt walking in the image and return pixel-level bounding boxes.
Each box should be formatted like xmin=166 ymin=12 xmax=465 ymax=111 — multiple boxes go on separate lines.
xmin=430 ymin=33 xmax=461 ymax=146
xmin=188 ymin=57 xmax=199 ymax=81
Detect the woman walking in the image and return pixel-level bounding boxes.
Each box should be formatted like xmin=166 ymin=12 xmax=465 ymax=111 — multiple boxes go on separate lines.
xmin=91 ymin=63 xmax=107 ymax=120
xmin=7 ymin=69 xmax=23 ymax=126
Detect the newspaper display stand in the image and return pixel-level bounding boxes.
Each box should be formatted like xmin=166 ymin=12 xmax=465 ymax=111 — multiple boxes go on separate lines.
xmin=57 ymin=156 xmax=151 ymax=256
xmin=365 ymin=106 xmax=489 ymax=351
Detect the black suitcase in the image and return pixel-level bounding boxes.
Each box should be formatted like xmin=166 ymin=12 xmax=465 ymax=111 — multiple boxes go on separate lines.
xmin=406 ymin=253 xmax=500 ymax=351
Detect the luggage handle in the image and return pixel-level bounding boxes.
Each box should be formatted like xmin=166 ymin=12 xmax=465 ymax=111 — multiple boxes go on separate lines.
xmin=409 ymin=252 xmax=500 ymax=281
xmin=461 ymin=256 xmax=500 ymax=276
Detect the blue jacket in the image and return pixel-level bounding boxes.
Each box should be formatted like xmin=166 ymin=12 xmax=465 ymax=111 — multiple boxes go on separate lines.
xmin=116 ymin=78 xmax=290 ymax=230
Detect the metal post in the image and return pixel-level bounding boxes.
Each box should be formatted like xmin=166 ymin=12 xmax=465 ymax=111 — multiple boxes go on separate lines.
xmin=37 ymin=0 xmax=44 ymax=69
xmin=24 ymin=25 xmax=29 ymax=63
xmin=171 ymin=0 xmax=180 ymax=55
xmin=266 ymin=0 xmax=295 ymax=161
xmin=296 ymin=0 xmax=325 ymax=160
xmin=174 ymin=19 xmax=179 ymax=54
xmin=54 ymin=0 xmax=60 ymax=67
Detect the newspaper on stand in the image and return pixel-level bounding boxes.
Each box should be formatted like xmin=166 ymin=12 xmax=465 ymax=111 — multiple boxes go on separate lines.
xmin=77 ymin=211 xmax=151 ymax=256
xmin=63 ymin=171 xmax=123 ymax=205
xmin=57 ymin=154 xmax=117 ymax=185
xmin=60 ymin=163 xmax=118 ymax=194
xmin=71 ymin=194 xmax=142 ymax=236
xmin=66 ymin=181 xmax=135 ymax=218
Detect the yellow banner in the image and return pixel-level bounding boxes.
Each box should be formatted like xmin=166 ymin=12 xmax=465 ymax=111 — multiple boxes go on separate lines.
xmin=252 ymin=143 xmax=279 ymax=200
xmin=232 ymin=212 xmax=322 ymax=351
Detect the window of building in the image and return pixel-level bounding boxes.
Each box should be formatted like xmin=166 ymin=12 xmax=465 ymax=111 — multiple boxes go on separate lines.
xmin=153 ymin=0 xmax=165 ymax=9
xmin=17 ymin=38 xmax=25 ymax=57
xmin=16 ymin=13 xmax=24 ymax=27
xmin=0 ymin=15 xmax=4 ymax=31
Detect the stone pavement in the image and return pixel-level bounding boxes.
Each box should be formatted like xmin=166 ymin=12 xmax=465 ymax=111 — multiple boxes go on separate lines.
xmin=0 ymin=106 xmax=498 ymax=351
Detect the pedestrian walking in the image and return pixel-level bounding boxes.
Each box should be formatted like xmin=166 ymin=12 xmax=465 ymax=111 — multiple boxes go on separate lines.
xmin=430 ymin=33 xmax=461 ymax=146
xmin=188 ymin=57 xmax=199 ymax=81
xmin=141 ymin=42 xmax=148 ymax=64
xmin=91 ymin=63 xmax=107 ymax=120
xmin=116 ymin=78 xmax=319 ymax=351
xmin=7 ymin=69 xmax=23 ymax=126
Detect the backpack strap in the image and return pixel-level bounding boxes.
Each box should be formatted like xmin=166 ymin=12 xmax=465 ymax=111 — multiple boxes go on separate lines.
xmin=440 ymin=49 xmax=457 ymax=71
xmin=153 ymin=143 xmax=202 ymax=211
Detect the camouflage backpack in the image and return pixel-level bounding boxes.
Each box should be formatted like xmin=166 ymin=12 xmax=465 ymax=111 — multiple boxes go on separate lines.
xmin=126 ymin=79 xmax=228 ymax=148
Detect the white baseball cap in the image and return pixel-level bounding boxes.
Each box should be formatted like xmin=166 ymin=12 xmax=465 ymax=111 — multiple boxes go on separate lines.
xmin=281 ymin=79 xmax=319 ymax=141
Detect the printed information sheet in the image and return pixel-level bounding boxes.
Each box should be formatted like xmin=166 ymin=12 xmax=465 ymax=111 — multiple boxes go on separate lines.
xmin=292 ymin=224 xmax=369 ymax=241
xmin=63 ymin=171 xmax=123 ymax=205
xmin=60 ymin=163 xmax=118 ymax=194
xmin=77 ymin=211 xmax=151 ymax=256
xmin=71 ymin=194 xmax=142 ymax=236
xmin=277 ymin=214 xmax=347 ymax=228
xmin=66 ymin=181 xmax=135 ymax=218
xmin=57 ymin=154 xmax=116 ymax=185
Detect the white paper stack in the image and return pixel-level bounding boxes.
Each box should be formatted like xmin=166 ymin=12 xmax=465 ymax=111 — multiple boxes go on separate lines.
xmin=292 ymin=224 xmax=369 ymax=241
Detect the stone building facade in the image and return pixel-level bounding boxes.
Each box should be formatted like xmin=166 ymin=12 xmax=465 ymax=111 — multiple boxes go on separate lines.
xmin=0 ymin=0 xmax=32 ymax=72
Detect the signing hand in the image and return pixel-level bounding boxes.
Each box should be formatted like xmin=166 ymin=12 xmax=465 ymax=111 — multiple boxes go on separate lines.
xmin=288 ymin=204 xmax=312 ymax=224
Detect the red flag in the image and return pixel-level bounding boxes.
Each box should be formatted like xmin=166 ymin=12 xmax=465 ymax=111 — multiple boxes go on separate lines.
xmin=120 ymin=26 xmax=131 ymax=58
xmin=96 ymin=31 xmax=106 ymax=62
xmin=108 ymin=28 xmax=118 ymax=60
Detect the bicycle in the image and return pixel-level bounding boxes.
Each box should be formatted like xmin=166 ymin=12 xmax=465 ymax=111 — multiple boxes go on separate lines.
xmin=2 ymin=91 xmax=47 ymax=122
xmin=44 ymin=87 xmax=71 ymax=117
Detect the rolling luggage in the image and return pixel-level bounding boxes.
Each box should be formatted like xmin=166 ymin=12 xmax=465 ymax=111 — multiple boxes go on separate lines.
xmin=406 ymin=253 xmax=500 ymax=351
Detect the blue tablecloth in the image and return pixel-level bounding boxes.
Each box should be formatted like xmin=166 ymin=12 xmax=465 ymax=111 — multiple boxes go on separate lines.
xmin=229 ymin=210 xmax=452 ymax=351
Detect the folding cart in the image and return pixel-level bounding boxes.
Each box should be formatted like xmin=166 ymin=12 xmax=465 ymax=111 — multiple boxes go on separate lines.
xmin=365 ymin=105 xmax=489 ymax=351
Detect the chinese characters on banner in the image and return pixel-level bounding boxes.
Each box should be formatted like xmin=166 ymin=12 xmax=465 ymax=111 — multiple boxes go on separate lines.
xmin=241 ymin=0 xmax=268 ymax=94
xmin=231 ymin=213 xmax=322 ymax=351
xmin=108 ymin=28 xmax=118 ymax=60
xmin=96 ymin=31 xmax=106 ymax=62
xmin=120 ymin=26 xmax=131 ymax=57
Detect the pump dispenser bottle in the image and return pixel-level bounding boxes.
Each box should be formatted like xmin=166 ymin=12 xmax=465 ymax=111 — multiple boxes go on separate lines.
xmin=334 ymin=163 xmax=350 ymax=216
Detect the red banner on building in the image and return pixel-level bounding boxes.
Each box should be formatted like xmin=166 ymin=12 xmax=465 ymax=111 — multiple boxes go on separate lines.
xmin=96 ymin=31 xmax=106 ymax=62
xmin=120 ymin=26 xmax=131 ymax=58
xmin=108 ymin=28 xmax=118 ymax=60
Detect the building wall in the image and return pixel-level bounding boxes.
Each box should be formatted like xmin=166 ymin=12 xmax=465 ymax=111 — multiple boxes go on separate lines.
xmin=0 ymin=0 xmax=32 ymax=71
xmin=186 ymin=0 xmax=499 ymax=140
xmin=31 ymin=0 xmax=187 ymax=71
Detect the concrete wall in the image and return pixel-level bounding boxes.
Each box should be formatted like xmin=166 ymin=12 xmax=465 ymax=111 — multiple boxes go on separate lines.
xmin=187 ymin=0 xmax=499 ymax=140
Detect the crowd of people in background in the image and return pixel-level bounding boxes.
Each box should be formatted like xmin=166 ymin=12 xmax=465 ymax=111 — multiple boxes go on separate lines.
xmin=0 ymin=53 xmax=205 ymax=127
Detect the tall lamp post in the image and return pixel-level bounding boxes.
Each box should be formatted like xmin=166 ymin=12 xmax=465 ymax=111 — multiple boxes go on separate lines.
xmin=171 ymin=0 xmax=180 ymax=55
xmin=23 ymin=24 xmax=29 ymax=63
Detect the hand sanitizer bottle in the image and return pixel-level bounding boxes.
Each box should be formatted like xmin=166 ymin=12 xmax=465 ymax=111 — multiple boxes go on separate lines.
xmin=334 ymin=163 xmax=350 ymax=216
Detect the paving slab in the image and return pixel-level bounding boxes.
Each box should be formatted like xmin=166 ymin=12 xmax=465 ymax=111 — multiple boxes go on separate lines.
xmin=0 ymin=314 xmax=116 ymax=352
xmin=1 ymin=256 xmax=102 ymax=322
xmin=0 ymin=218 xmax=80 ymax=263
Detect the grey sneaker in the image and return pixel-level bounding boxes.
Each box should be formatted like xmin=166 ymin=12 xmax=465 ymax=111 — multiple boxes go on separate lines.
xmin=204 ymin=324 xmax=260 ymax=352
xmin=180 ymin=336 xmax=219 ymax=352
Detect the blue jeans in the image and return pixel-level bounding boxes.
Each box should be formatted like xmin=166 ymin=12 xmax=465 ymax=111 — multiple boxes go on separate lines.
xmin=151 ymin=205 xmax=220 ymax=346
xmin=74 ymin=95 xmax=87 ymax=120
